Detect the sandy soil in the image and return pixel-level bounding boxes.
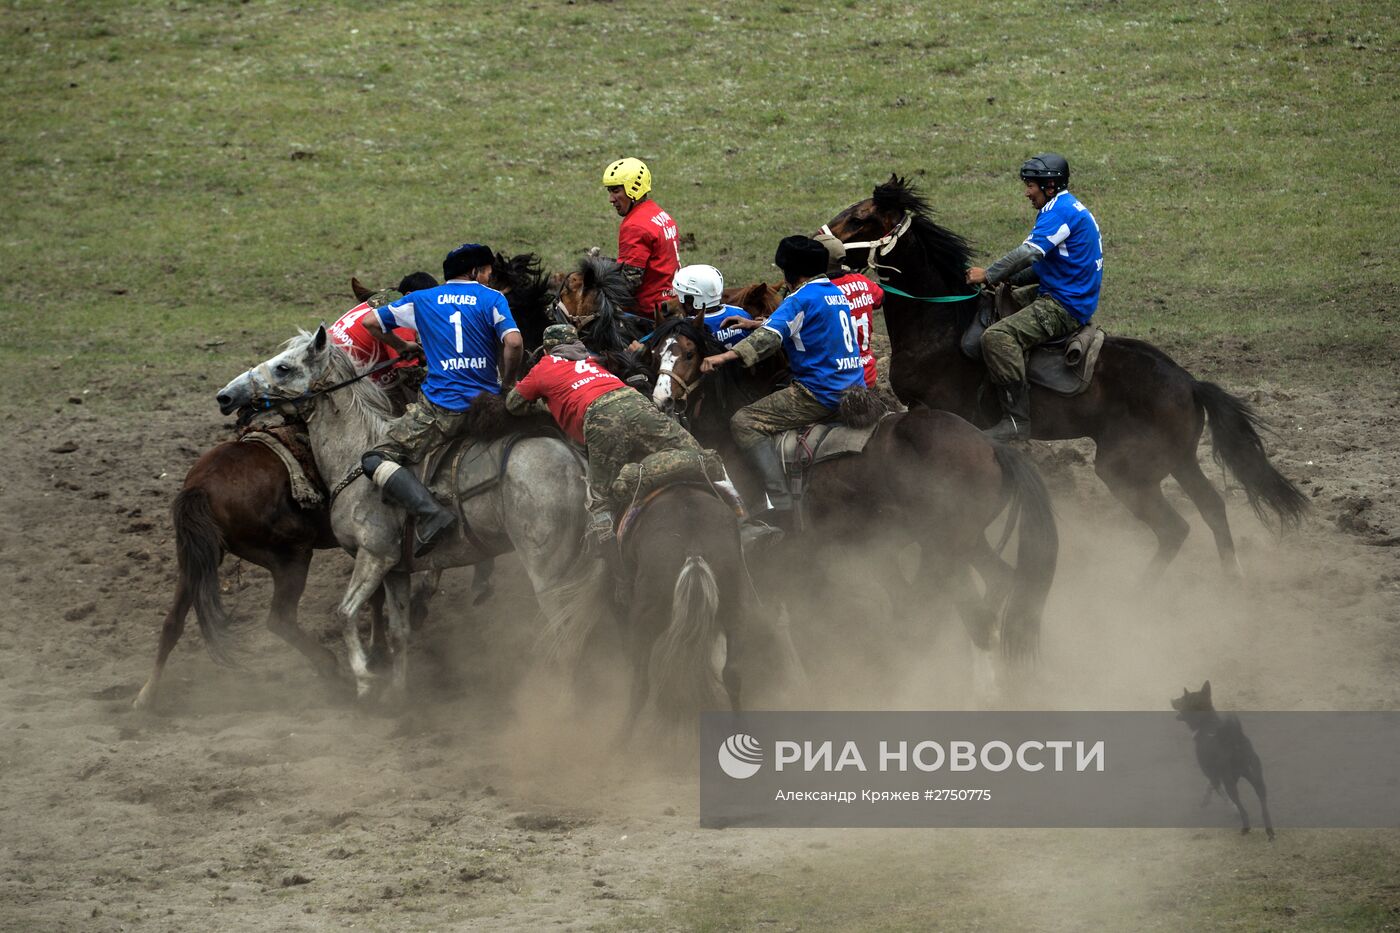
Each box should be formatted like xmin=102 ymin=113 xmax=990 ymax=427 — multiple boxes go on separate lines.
xmin=2 ymin=363 xmax=1398 ymax=931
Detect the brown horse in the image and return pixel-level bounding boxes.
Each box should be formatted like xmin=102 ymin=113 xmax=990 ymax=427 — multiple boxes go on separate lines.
xmin=133 ymin=257 xmax=550 ymax=710
xmin=616 ymin=484 xmax=750 ymax=736
xmin=720 ymin=281 xmax=783 ymax=319
xmin=646 ymin=317 xmax=1058 ymax=685
xmin=822 ymin=176 xmax=1308 ymax=582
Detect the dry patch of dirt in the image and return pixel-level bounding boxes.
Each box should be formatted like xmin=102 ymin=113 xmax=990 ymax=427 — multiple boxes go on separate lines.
xmin=1 ymin=366 xmax=1397 ymax=930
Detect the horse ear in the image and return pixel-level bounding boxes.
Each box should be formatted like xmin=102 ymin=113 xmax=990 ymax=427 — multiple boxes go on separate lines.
xmin=311 ymin=324 xmax=328 ymax=354
xmin=351 ymin=276 xmax=373 ymax=302
xmin=1200 ymin=680 xmax=1211 ymax=697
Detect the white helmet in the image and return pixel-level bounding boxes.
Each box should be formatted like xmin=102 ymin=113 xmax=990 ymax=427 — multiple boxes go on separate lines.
xmin=672 ymin=264 xmax=725 ymax=310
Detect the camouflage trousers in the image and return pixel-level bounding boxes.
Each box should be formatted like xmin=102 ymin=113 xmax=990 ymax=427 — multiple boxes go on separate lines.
xmin=373 ymin=395 xmax=469 ymax=463
xmin=980 ymin=294 xmax=1080 ymax=385
xmin=730 ymin=382 xmax=836 ymax=450
xmin=583 ymin=388 xmax=701 ymax=505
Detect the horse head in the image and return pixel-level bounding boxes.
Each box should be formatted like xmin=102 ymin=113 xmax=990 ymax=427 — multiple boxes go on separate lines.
xmin=647 ymin=317 xmax=708 ymax=413
xmin=721 ymin=282 xmax=782 ymax=319
xmin=823 ymin=174 xmax=972 ymax=297
xmin=552 ymin=255 xmax=641 ymax=353
xmin=216 ymin=325 xmax=332 ymax=416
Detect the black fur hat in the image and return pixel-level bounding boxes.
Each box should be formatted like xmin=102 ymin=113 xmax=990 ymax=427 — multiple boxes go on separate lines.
xmin=773 ymin=235 xmax=829 ymax=280
xmin=443 ymin=243 xmax=494 ymax=281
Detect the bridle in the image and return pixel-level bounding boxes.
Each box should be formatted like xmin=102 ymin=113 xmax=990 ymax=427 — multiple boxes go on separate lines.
xmin=244 ymin=354 xmax=401 ymax=416
xmin=653 ymin=334 xmax=701 ymax=408
xmin=820 ymin=211 xmax=912 ymax=277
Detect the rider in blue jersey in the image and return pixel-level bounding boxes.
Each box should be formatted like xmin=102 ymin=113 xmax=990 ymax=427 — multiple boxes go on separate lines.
xmin=700 ymin=236 xmax=864 ymax=528
xmin=360 ymin=242 xmax=525 ymax=555
xmin=966 ymin=153 xmax=1103 ymax=440
xmin=670 ymin=263 xmax=755 ymax=349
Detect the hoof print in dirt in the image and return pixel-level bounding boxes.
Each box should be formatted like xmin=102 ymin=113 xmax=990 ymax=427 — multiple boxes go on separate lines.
xmin=281 ymin=874 xmax=313 ymax=887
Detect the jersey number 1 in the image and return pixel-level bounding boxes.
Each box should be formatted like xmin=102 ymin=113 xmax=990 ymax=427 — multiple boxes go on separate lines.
xmin=449 ymin=310 xmax=464 ymax=353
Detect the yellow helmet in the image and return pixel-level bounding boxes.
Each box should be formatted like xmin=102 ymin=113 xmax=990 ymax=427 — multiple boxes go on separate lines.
xmin=602 ymin=157 xmax=652 ymax=200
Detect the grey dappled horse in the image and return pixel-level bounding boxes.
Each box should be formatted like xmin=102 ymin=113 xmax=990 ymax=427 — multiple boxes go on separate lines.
xmin=216 ymin=326 xmax=608 ymax=704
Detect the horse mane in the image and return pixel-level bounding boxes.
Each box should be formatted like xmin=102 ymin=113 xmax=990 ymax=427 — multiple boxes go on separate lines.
xmin=650 ymin=315 xmax=724 ymax=357
xmin=493 ymin=251 xmax=552 ymax=350
xmin=283 ymin=329 xmax=395 ymax=444
xmin=872 ymin=173 xmax=974 ymax=281
xmin=577 ymin=255 xmax=638 ymax=353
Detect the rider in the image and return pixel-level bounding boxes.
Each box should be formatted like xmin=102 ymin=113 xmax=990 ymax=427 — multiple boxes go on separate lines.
xmin=673 ymin=263 xmax=754 ymax=350
xmin=700 ymin=236 xmax=864 ymax=528
xmin=327 ymin=272 xmax=439 ymax=390
xmin=815 ymin=233 xmax=883 ymax=389
xmin=603 ymin=157 xmax=681 ymax=319
xmin=965 ymin=153 xmax=1103 ymax=440
xmin=505 ymin=324 xmax=703 ymax=552
xmin=360 ymin=242 xmax=525 ymax=556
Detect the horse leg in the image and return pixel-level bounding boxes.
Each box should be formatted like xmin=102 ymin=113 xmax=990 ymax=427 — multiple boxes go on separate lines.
xmin=614 ymin=605 xmax=652 ymax=749
xmin=409 ymin=570 xmax=442 ymax=630
xmin=256 ymin=548 xmax=341 ymax=682
xmin=1095 ymin=449 xmax=1189 ymax=585
xmin=380 ymin=570 xmax=414 ymax=707
xmin=132 ymin=579 xmax=195 ymax=710
xmin=720 ymin=626 xmax=742 ymax=713
xmin=336 ymin=551 xmax=399 ymax=700
xmin=1171 ymin=458 xmax=1243 ymax=580
xmin=367 ymin=586 xmax=390 ymax=673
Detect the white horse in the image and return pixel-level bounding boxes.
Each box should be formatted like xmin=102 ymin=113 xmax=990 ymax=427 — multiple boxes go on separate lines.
xmin=215 ymin=326 xmax=608 ymax=703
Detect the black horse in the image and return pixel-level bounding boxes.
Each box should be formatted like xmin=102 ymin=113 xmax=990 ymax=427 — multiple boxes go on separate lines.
xmin=823 ymin=176 xmax=1308 ymax=582
xmin=645 ymin=317 xmax=1058 ymax=689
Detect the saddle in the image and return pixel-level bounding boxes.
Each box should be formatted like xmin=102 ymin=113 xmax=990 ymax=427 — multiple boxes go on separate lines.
xmin=768 ymin=415 xmax=891 ymax=522
xmin=238 ymin=420 xmax=326 ymax=508
xmin=406 ymin=428 xmax=582 ymax=563
xmin=960 ymin=284 xmax=1105 ymax=396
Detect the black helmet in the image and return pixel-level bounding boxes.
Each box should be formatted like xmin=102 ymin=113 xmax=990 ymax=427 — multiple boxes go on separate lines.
xmin=1020 ymin=153 xmax=1070 ymax=189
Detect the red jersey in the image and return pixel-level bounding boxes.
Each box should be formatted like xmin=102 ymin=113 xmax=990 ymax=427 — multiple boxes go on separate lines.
xmin=512 ymin=354 xmax=627 ymax=444
xmin=617 ymin=198 xmax=680 ymax=318
xmin=832 ymin=273 xmax=884 ymax=388
xmin=327 ymin=302 xmax=419 ymax=386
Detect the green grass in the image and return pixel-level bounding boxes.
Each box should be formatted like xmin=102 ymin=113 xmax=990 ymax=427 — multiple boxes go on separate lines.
xmin=2 ymin=0 xmax=1396 ymax=407
xmin=604 ymin=830 xmax=1400 ymax=932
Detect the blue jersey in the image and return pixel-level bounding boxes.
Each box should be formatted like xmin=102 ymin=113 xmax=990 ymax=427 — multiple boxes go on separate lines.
xmin=760 ymin=278 xmax=864 ymax=408
xmin=702 ymin=305 xmax=753 ymax=350
xmin=378 ymin=281 xmax=519 ymax=410
xmin=1024 ymin=190 xmax=1103 ymax=323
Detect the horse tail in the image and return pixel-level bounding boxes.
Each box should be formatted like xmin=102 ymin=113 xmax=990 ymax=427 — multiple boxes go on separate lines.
xmin=171 ymin=488 xmax=240 ymax=667
xmin=992 ymin=444 xmax=1059 ymax=661
xmin=648 ymin=554 xmax=725 ymax=721
xmin=1192 ymin=381 xmax=1309 ymax=529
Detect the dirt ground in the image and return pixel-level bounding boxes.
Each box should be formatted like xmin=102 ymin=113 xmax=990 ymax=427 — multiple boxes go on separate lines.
xmin=2 ymin=358 xmax=1399 ymax=932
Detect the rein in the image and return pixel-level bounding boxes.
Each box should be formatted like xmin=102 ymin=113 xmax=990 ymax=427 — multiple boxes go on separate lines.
xmin=248 ymin=355 xmax=402 ymax=414
xmin=829 ymin=213 xmax=979 ymax=305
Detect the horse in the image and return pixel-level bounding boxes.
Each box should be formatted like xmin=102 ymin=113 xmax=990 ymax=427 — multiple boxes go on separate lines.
xmin=821 ymin=175 xmax=1309 ymax=583
xmin=547 ymin=255 xmax=650 ymax=353
xmin=133 ymin=258 xmax=554 ymax=710
xmin=646 ymin=317 xmax=1059 ymax=689
xmin=720 ymin=281 xmax=783 ymax=320
xmin=615 ymin=483 xmax=749 ymax=737
xmin=213 ymin=327 xmax=608 ymax=705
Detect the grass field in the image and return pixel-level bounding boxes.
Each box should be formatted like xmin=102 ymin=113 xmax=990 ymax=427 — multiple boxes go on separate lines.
xmin=2 ymin=0 xmax=1396 ymax=402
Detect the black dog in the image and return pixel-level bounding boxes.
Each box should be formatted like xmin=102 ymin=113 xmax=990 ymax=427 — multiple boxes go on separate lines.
xmin=1171 ymin=680 xmax=1275 ymax=840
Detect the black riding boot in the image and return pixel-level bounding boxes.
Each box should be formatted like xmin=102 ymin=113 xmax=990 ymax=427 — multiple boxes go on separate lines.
xmin=379 ymin=466 xmax=458 ymax=557
xmin=743 ymin=442 xmax=794 ymax=532
xmin=986 ymin=381 xmax=1032 ymax=442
